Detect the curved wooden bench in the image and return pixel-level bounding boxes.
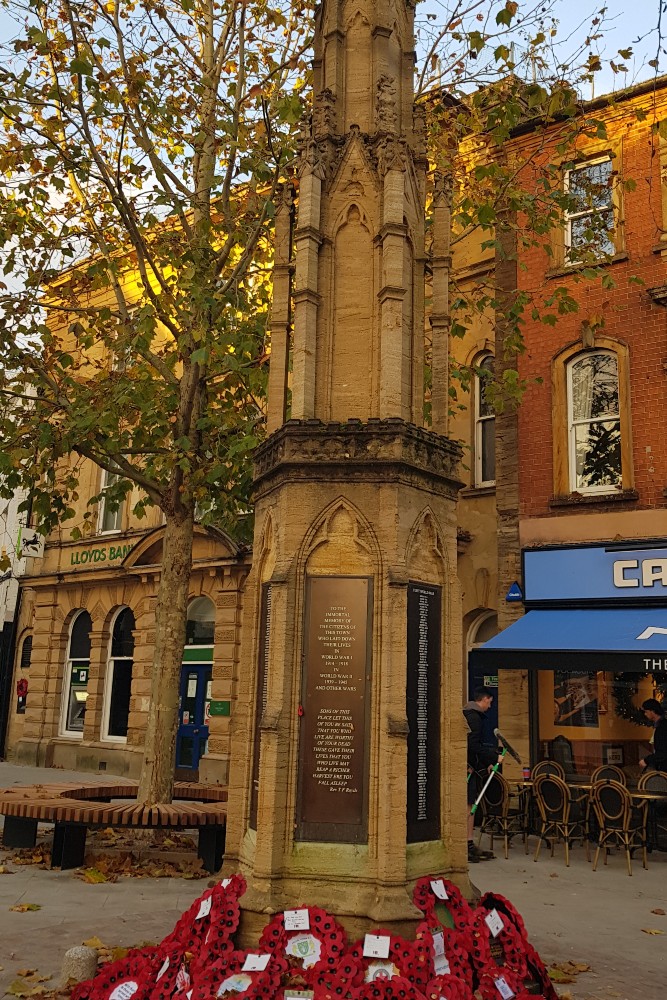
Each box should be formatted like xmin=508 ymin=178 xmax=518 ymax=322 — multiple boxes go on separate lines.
xmin=0 ymin=781 xmax=227 ymax=873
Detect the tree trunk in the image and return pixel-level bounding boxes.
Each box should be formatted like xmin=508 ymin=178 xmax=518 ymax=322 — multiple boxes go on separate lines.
xmin=138 ymin=510 xmax=195 ymax=804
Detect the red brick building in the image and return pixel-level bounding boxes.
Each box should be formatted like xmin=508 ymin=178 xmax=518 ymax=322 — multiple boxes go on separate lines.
xmin=461 ymin=76 xmax=667 ymax=774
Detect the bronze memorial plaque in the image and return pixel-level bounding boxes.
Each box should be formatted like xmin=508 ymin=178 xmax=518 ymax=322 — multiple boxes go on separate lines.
xmin=297 ymin=576 xmax=372 ymax=843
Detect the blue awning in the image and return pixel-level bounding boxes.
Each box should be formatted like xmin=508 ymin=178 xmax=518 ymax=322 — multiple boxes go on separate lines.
xmin=468 ymin=608 xmax=667 ymax=673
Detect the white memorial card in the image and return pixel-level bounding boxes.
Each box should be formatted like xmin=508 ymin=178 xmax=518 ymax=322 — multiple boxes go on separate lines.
xmin=217 ymin=974 xmax=252 ymax=996
xmin=429 ymin=879 xmax=449 ymax=900
xmin=196 ymin=896 xmax=212 ymax=920
xmin=363 ymin=934 xmax=391 ymax=959
xmin=485 ymin=909 xmax=504 ymax=938
xmin=494 ymin=976 xmax=515 ymax=1000
xmin=156 ymin=958 xmax=170 ymax=982
xmin=364 ymin=962 xmax=398 ymax=983
xmin=220 ymin=878 xmax=232 ymax=888
xmin=284 ymin=909 xmax=310 ymax=931
xmin=286 ymin=934 xmax=322 ymax=969
xmin=242 ymin=954 xmax=271 ymax=972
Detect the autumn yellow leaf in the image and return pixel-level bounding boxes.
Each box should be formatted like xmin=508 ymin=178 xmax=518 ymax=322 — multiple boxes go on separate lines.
xmin=9 ymin=903 xmax=42 ymax=912
xmin=82 ymin=937 xmax=105 ymax=949
xmin=641 ymin=928 xmax=665 ymax=935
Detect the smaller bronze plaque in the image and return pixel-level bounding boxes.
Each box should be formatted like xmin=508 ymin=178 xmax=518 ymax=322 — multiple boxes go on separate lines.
xmin=297 ymin=576 xmax=372 ymax=842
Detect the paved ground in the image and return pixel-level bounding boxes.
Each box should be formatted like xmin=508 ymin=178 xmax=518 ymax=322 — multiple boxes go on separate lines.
xmin=1 ymin=763 xmax=665 ymax=999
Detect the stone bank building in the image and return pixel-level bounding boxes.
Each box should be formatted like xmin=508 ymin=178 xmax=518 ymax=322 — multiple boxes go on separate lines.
xmin=5 ymin=467 xmax=249 ymax=781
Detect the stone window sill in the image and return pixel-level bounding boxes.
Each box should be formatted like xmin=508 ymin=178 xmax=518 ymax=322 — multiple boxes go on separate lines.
xmin=545 ymin=251 xmax=628 ymax=280
xmin=549 ymin=488 xmax=638 ymax=508
xmin=460 ymin=485 xmax=496 ymax=498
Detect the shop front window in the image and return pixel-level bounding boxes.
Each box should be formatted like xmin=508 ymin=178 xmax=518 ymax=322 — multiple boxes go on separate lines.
xmin=538 ymin=668 xmax=664 ymax=773
xmin=102 ymin=607 xmax=135 ymax=740
xmin=62 ymin=611 xmax=92 ymax=736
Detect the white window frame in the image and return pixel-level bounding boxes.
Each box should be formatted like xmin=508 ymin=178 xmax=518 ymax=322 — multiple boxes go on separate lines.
xmin=564 ymin=155 xmax=615 ymax=262
xmin=59 ymin=611 xmax=91 ymax=739
xmin=101 ymin=607 xmax=134 ymax=743
xmin=474 ymin=354 xmax=496 ymax=488
xmin=566 ymin=349 xmax=622 ymax=495
xmin=98 ymin=469 xmax=124 ymax=535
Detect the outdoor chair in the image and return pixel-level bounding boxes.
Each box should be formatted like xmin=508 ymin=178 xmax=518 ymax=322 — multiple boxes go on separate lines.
xmin=532 ymin=774 xmax=588 ymax=866
xmin=637 ymin=769 xmax=667 ymax=850
xmin=590 ymin=779 xmax=648 ymax=876
xmin=531 ymin=760 xmax=565 ymax=780
xmin=477 ymin=771 xmax=525 ymax=859
xmin=591 ymin=764 xmax=626 ymax=785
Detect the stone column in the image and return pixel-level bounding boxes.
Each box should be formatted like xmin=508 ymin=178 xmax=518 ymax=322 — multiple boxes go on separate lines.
xmin=82 ymin=620 xmax=108 ymax=743
xmin=379 ymin=155 xmax=408 ymax=418
xmin=291 ymin=155 xmax=322 ymax=420
xmin=266 ymin=184 xmax=294 ymax=433
xmin=430 ymin=172 xmax=453 ymax=435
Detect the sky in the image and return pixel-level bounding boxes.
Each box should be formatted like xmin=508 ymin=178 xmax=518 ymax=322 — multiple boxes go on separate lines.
xmin=0 ymin=1 xmax=662 ymax=94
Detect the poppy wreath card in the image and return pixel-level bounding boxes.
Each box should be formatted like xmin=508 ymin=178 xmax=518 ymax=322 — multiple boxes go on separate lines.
xmin=414 ymin=924 xmax=472 ymax=991
xmin=190 ymin=948 xmax=287 ymax=1000
xmin=424 ymin=973 xmax=475 ymax=1000
xmin=259 ymin=907 xmax=347 ymax=990
xmin=469 ymin=910 xmax=528 ymax=981
xmin=412 ymin=878 xmax=473 ymax=934
xmin=71 ymin=947 xmax=160 ymax=1000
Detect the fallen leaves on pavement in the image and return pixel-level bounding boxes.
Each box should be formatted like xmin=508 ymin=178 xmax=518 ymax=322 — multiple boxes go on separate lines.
xmin=548 ymin=961 xmax=591 ymax=984
xmin=650 ymin=907 xmax=666 ymax=915
xmin=641 ymin=928 xmax=665 ymax=935
xmin=74 ymin=851 xmax=205 ymax=882
xmin=9 ymin=903 xmax=42 ymax=912
xmin=0 ymin=863 xmax=16 ymax=874
xmin=5 ymin=846 xmax=50 ymax=867
xmin=5 ymin=970 xmax=52 ymax=996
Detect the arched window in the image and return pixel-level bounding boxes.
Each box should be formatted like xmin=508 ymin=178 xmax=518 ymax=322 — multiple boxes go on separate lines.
xmin=474 ymin=354 xmax=495 ymax=487
xmin=567 ymin=350 xmax=621 ymax=493
xmin=61 ymin=611 xmax=92 ymax=736
xmin=102 ymin=607 xmax=135 ymax=740
xmin=20 ymin=634 xmax=33 ymax=670
xmin=186 ymin=596 xmax=215 ymax=646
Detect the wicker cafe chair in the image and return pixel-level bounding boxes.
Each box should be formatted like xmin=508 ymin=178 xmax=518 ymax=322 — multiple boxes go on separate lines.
xmin=637 ymin=769 xmax=667 ymax=849
xmin=532 ymin=774 xmax=588 ymax=866
xmin=477 ymin=772 xmax=525 ymax=859
xmin=531 ymin=760 xmax=565 ymax=780
xmin=590 ymin=779 xmax=648 ymax=876
xmin=591 ymin=764 xmax=627 ymax=785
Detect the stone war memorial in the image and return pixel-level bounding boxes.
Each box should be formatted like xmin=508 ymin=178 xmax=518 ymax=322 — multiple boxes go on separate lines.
xmin=223 ymin=0 xmax=468 ymax=938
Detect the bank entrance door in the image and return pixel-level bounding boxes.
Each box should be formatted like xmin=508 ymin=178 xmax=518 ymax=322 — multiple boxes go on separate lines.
xmin=175 ymin=655 xmax=212 ymax=772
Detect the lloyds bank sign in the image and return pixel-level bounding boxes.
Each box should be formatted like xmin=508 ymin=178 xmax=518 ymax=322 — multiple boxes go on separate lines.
xmin=70 ymin=543 xmax=133 ymax=566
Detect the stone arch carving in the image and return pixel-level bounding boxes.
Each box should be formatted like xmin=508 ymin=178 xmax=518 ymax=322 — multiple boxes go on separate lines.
xmin=300 ymin=497 xmax=381 ymax=576
xmin=333 ymin=200 xmax=371 ymax=238
xmin=331 ymin=203 xmax=375 ymax=421
xmin=256 ymin=507 xmax=277 ymax=583
xmin=406 ymin=507 xmax=448 ymax=585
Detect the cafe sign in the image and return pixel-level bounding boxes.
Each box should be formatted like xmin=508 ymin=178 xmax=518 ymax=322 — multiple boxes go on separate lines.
xmin=70 ymin=543 xmax=133 ymax=567
xmin=523 ymin=544 xmax=667 ymax=605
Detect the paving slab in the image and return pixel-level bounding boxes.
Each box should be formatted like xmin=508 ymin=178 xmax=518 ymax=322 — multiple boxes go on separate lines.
xmin=2 ymin=763 xmax=666 ymax=999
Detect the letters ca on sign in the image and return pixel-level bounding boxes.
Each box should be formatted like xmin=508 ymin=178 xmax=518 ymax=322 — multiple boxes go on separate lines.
xmin=70 ymin=543 xmax=133 ymax=567
xmin=613 ymin=558 xmax=667 ymax=590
